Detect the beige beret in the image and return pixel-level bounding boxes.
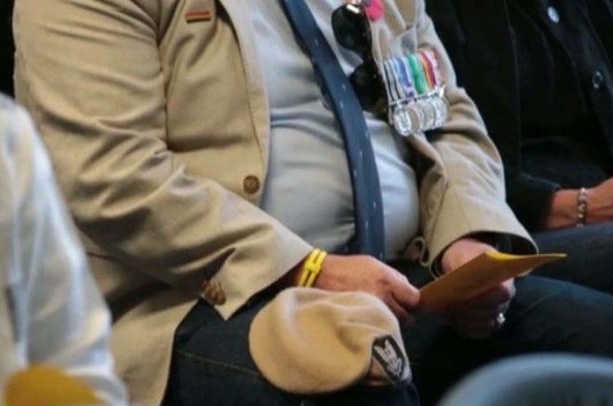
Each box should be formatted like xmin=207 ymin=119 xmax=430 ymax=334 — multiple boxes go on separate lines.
xmin=248 ymin=288 xmax=411 ymax=395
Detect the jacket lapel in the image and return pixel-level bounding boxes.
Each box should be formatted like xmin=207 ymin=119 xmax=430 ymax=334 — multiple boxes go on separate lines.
xmin=216 ymin=0 xmax=270 ymax=161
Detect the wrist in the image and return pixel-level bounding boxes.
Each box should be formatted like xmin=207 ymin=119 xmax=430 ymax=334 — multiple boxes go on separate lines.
xmin=440 ymin=237 xmax=495 ymax=275
xmin=543 ymin=189 xmax=579 ymax=229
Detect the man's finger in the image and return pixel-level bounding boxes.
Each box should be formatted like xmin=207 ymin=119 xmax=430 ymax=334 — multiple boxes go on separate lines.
xmin=387 ymin=298 xmax=413 ymax=324
xmin=388 ymin=270 xmax=420 ymax=310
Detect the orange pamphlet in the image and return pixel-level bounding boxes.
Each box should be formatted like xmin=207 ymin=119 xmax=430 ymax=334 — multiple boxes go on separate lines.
xmin=419 ymin=251 xmax=567 ymax=314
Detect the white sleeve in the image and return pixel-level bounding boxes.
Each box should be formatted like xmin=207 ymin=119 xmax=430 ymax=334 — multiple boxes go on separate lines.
xmin=1 ymin=98 xmax=128 ymax=405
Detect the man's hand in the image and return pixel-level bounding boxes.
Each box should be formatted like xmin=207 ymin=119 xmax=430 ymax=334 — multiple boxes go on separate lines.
xmin=441 ymin=237 xmax=515 ymax=338
xmin=314 ymin=254 xmax=421 ymax=324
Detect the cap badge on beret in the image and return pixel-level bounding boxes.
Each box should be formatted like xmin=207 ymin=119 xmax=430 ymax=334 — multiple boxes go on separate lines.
xmin=372 ymin=336 xmax=406 ymax=383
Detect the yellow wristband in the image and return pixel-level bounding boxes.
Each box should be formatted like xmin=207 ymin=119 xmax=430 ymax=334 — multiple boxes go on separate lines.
xmin=297 ymin=249 xmax=328 ymax=288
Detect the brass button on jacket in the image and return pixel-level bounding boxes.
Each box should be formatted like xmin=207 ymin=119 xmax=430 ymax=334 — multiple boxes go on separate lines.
xmin=200 ymin=279 xmax=226 ymax=305
xmin=243 ymin=175 xmax=261 ymax=194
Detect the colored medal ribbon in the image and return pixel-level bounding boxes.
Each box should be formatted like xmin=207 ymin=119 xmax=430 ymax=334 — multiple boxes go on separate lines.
xmin=418 ymin=52 xmax=436 ymax=89
xmin=379 ymin=48 xmax=449 ymax=137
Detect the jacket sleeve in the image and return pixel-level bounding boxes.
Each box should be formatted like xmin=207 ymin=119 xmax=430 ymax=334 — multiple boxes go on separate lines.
xmin=410 ymin=1 xmax=536 ymax=263
xmin=13 ymin=0 xmax=312 ymax=319
xmin=505 ymin=169 xmax=560 ymax=231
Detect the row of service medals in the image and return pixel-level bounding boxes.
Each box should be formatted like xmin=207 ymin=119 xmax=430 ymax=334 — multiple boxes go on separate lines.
xmin=380 ymin=48 xmax=449 ymax=137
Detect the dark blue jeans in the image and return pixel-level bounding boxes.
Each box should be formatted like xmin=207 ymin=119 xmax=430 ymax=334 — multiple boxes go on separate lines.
xmin=161 ymin=288 xmax=418 ymax=406
xmin=162 ymin=265 xmax=613 ymax=406
xmin=531 ymin=222 xmax=613 ymax=294
xmin=401 ymin=266 xmax=613 ymax=405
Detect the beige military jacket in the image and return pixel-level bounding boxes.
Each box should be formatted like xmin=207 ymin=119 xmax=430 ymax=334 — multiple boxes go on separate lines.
xmin=14 ymin=0 xmax=532 ymax=404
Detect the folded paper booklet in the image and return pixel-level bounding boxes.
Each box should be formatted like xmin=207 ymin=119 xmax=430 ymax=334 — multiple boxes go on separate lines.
xmin=419 ymin=251 xmax=567 ymax=314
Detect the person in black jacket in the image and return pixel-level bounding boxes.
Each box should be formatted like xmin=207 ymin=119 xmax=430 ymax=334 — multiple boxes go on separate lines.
xmin=427 ymin=0 xmax=613 ymax=293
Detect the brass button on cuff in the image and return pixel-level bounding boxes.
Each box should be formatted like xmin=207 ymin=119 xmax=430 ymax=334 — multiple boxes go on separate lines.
xmin=201 ymin=279 xmax=226 ymax=305
xmin=243 ymin=175 xmax=261 ymax=194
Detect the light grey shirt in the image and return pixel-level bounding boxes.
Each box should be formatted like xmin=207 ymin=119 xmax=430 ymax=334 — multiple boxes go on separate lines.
xmin=252 ymin=0 xmax=419 ymax=259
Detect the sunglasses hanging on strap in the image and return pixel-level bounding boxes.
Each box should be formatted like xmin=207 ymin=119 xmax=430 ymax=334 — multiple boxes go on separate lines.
xmin=332 ymin=1 xmax=388 ymax=116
